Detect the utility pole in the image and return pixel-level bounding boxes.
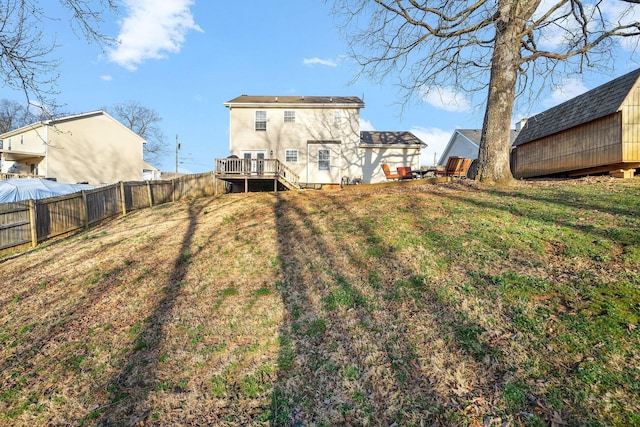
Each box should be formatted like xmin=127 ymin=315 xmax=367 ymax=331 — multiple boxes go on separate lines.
xmin=175 ymin=134 xmax=180 ymax=174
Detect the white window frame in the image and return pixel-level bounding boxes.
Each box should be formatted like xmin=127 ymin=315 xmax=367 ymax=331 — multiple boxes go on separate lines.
xmin=318 ymin=149 xmax=330 ymax=171
xmin=284 ymin=110 xmax=295 ymax=123
xmin=255 ymin=110 xmax=267 ymax=131
xmin=285 ymin=149 xmax=298 ymax=162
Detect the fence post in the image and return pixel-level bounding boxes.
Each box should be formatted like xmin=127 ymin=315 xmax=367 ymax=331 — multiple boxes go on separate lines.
xmin=120 ymin=182 xmax=127 ymax=216
xmin=81 ymin=190 xmax=89 ymax=229
xmin=172 ymin=179 xmax=176 ymax=203
xmin=28 ymin=199 xmax=37 ymax=247
xmin=147 ymin=181 xmax=153 ymax=208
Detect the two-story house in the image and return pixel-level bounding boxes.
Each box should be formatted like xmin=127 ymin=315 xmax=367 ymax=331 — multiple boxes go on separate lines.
xmin=223 ymin=95 xmax=426 ymax=188
xmin=0 ymin=110 xmax=145 ymax=185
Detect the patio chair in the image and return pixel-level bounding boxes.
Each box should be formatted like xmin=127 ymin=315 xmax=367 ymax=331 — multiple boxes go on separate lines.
xmin=397 ymin=166 xmax=416 ymax=180
xmin=382 ymin=163 xmax=400 ymax=180
xmin=456 ymin=158 xmax=473 ymax=178
xmin=435 ymin=156 xmax=465 ymax=177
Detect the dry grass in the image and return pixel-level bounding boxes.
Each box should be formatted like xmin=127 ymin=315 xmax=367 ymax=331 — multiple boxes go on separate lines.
xmin=1 ymin=177 xmax=639 ymax=426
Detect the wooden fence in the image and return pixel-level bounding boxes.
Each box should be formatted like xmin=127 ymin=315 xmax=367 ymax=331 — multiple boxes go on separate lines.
xmin=0 ymin=172 xmax=216 ymax=254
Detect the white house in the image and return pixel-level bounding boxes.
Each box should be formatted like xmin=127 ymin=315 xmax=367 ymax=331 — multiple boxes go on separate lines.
xmin=438 ymin=129 xmax=520 ymax=166
xmin=223 ymin=95 xmax=426 ymax=187
xmin=0 ymin=111 xmax=145 ymax=185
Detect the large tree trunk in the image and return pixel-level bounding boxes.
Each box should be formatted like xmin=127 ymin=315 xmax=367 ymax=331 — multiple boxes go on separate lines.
xmin=475 ymin=2 xmax=526 ymax=184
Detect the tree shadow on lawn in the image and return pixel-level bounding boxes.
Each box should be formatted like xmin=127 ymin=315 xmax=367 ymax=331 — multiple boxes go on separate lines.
xmin=437 ymin=182 xmax=640 ymax=262
xmin=96 ymin=201 xmax=206 ymax=425
xmin=398 ymin=183 xmax=640 ymax=425
xmin=270 ymin=191 xmax=508 ymax=426
xmin=0 ymin=201 xmax=215 ymax=424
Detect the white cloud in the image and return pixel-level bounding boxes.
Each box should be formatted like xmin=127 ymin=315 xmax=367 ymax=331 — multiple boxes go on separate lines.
xmin=100 ymin=75 xmax=112 ymax=81
xmin=303 ymin=57 xmax=337 ymax=67
xmin=543 ymin=78 xmax=589 ymax=107
xmin=410 ymin=126 xmax=453 ymax=166
xmin=109 ymin=0 xmax=202 ymax=71
xmin=420 ymin=86 xmax=471 ymax=112
xmin=359 ymin=118 xmax=375 ymax=131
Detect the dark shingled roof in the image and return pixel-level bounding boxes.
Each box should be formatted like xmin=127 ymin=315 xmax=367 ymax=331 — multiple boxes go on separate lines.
xmin=225 ymin=95 xmax=364 ymax=106
xmin=360 ymin=131 xmax=426 ymax=147
xmin=515 ymin=68 xmax=640 ymax=146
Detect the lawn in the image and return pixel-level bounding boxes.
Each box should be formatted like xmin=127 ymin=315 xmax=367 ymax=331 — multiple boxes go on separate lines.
xmin=1 ymin=177 xmax=639 ymax=426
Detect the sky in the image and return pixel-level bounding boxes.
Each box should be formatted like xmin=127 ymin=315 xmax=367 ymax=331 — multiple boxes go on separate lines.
xmin=3 ymin=0 xmax=640 ymax=173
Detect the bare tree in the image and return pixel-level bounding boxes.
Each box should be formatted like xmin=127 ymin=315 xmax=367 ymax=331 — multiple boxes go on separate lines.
xmin=0 ymin=0 xmax=117 ymax=110
xmin=0 ymin=99 xmax=31 ymax=134
xmin=330 ymin=0 xmax=640 ymax=183
xmin=109 ymin=101 xmax=168 ymax=165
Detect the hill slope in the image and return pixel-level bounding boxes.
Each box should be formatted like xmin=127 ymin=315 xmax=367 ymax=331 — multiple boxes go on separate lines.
xmin=1 ymin=178 xmax=639 ymax=426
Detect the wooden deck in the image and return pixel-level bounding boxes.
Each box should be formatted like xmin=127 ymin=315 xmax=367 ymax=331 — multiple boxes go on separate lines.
xmin=214 ymin=158 xmax=300 ymax=193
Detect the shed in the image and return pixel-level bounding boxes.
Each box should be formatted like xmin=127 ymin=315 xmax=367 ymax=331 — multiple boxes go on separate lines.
xmin=514 ymin=68 xmax=640 ymax=179
xmin=359 ymin=131 xmax=426 ymax=183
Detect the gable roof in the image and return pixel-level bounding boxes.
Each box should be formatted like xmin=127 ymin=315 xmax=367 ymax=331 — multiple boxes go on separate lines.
xmin=360 ymin=131 xmax=426 ymax=147
xmin=454 ymin=129 xmax=520 ymax=146
xmin=515 ymin=68 xmax=640 ymax=146
xmin=224 ymin=95 xmax=364 ymax=108
xmin=457 ymin=129 xmax=483 ymax=146
xmin=0 ymin=110 xmax=146 ymax=144
xmin=438 ymin=128 xmax=520 ymax=165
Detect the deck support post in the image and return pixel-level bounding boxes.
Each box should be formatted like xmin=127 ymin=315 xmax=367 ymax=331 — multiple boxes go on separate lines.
xmin=610 ymin=169 xmax=636 ymax=179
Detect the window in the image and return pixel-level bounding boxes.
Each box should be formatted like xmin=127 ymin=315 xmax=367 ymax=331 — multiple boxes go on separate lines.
xmin=318 ymin=149 xmax=330 ymax=171
xmin=7 ymin=138 xmax=11 ymax=150
xmin=284 ymin=110 xmax=295 ymax=123
xmin=255 ymin=111 xmax=267 ymax=131
xmin=334 ymin=110 xmax=342 ymax=125
xmin=285 ymin=149 xmax=298 ymax=162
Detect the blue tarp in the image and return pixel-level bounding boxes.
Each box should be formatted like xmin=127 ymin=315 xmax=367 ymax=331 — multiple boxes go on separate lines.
xmin=0 ymin=178 xmax=94 ymax=203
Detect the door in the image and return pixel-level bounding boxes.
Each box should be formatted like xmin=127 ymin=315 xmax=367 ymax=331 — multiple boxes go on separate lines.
xmin=241 ymin=150 xmax=267 ymax=174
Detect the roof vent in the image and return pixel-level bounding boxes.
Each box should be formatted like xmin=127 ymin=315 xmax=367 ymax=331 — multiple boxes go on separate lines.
xmin=330 ymin=97 xmax=333 ymax=102
xmin=275 ymin=96 xmax=278 ymax=102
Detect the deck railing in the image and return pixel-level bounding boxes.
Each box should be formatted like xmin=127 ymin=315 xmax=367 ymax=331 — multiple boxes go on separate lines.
xmin=1 ymin=173 xmax=45 ymax=181
xmin=214 ymin=158 xmax=299 ymax=188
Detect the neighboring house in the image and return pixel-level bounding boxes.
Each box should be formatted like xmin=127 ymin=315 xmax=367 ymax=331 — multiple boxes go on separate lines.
xmin=143 ymin=161 xmax=162 ymax=181
xmin=0 ymin=110 xmax=145 ymax=185
xmin=514 ymin=68 xmax=640 ymax=179
xmin=223 ymin=95 xmax=426 ymax=186
xmin=438 ymin=129 xmax=520 ymax=166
